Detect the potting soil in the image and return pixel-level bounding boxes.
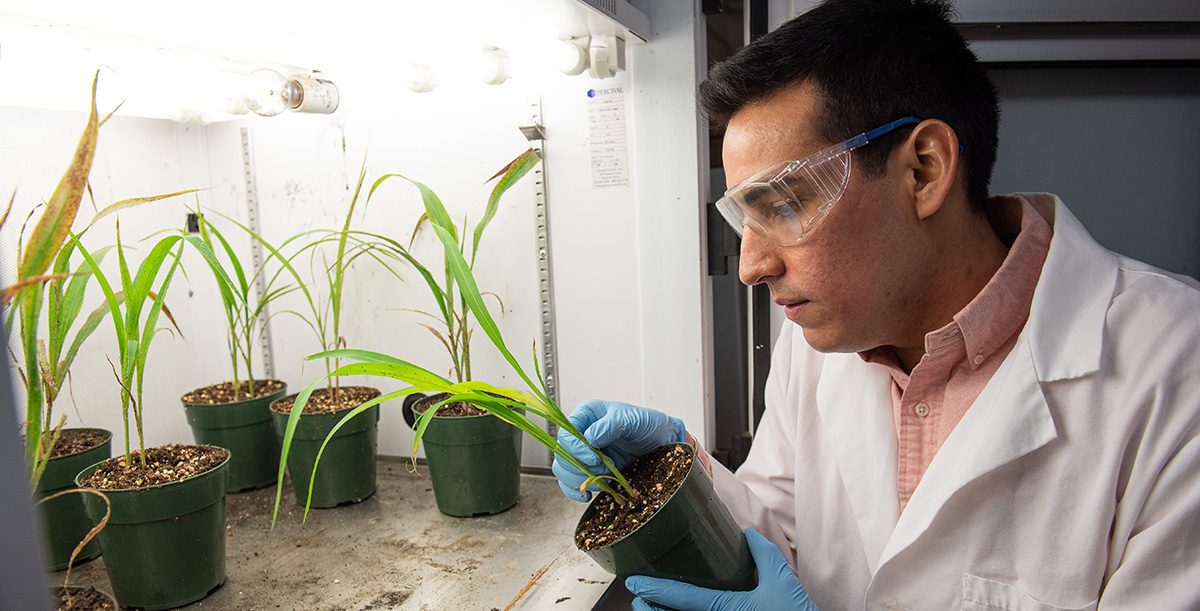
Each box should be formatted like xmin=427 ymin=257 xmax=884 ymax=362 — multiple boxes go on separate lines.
xmin=79 ymin=444 xmax=230 ymax=490
xmin=47 ymin=429 xmax=111 ymax=459
xmin=414 ymin=396 xmax=489 ymax=417
xmin=575 ymin=443 xmax=693 ymax=551
xmin=271 ymin=386 xmax=381 ymax=414
xmin=182 ymin=379 xmax=285 ymax=404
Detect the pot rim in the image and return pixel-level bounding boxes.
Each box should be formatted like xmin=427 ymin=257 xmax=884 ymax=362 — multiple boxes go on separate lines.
xmin=40 ymin=427 xmax=113 ymax=461
xmin=74 ymin=444 xmax=231 ymax=493
xmin=269 ymin=386 xmax=382 ymax=415
xmin=414 ymin=391 xmax=511 ymax=419
xmin=181 ymin=379 xmax=289 ymax=408
xmin=573 ymin=441 xmax=698 ymax=551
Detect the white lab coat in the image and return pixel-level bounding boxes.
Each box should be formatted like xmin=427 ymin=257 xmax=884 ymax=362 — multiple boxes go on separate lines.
xmin=709 ymin=194 xmax=1200 ymax=610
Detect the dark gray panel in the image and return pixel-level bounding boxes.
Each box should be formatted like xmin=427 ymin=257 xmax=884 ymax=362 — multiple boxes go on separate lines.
xmin=989 ymin=66 xmax=1200 ymax=279
xmin=1 ymin=339 xmax=52 ymax=609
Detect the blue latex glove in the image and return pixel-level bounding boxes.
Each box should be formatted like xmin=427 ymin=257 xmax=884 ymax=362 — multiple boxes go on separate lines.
xmin=625 ymin=528 xmax=819 ymax=611
xmin=552 ymin=399 xmax=686 ymax=502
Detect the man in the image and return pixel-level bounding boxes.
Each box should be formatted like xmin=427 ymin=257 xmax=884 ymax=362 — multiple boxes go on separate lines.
xmin=553 ymin=0 xmax=1200 ymax=609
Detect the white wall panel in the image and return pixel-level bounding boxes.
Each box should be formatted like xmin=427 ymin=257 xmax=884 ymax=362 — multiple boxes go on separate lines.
xmin=2 ymin=107 xmax=235 ymax=456
xmin=3 ymin=0 xmax=711 ymax=466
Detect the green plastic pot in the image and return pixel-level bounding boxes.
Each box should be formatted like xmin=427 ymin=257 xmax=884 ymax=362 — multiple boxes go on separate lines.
xmin=182 ymin=382 xmax=287 ymax=493
xmin=35 ymin=428 xmax=112 ymax=572
xmin=271 ymin=388 xmax=380 ymax=508
xmin=417 ymin=395 xmax=523 ymax=517
xmin=576 ymin=443 xmax=756 ymax=594
xmin=75 ymin=447 xmax=230 ymax=610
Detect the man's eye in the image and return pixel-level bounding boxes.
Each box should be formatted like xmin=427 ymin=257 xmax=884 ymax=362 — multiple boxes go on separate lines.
xmin=767 ymin=201 xmax=794 ymax=219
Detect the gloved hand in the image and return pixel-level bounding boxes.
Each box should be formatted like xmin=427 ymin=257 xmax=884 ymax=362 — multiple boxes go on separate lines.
xmin=552 ymin=399 xmax=686 ymax=502
xmin=625 ymin=528 xmax=819 ymax=611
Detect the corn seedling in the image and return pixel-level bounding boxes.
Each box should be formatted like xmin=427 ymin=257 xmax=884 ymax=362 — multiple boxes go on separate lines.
xmin=1 ymin=74 xmax=197 ymax=486
xmin=183 ymin=208 xmax=299 ymax=399
xmin=71 ymin=224 xmax=221 ymax=466
xmin=243 ymin=157 xmax=404 ymax=401
xmin=360 ymin=148 xmax=540 ymax=384
xmin=272 ymin=159 xmax=636 ymax=524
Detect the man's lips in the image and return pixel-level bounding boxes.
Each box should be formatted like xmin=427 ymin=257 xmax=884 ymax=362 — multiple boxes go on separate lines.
xmin=778 ymin=299 xmax=809 ymax=321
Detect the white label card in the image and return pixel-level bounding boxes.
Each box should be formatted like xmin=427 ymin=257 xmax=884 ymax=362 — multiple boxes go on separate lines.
xmin=586 ymin=86 xmax=630 ymax=188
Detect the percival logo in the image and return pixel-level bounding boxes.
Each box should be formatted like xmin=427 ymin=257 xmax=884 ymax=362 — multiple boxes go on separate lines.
xmin=587 ymin=87 xmax=623 ymax=98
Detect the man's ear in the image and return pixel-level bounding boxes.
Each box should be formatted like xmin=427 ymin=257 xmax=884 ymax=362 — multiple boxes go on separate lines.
xmin=901 ymin=120 xmax=959 ymax=220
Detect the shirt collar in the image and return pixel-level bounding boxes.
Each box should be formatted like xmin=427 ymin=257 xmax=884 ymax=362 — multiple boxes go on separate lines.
xmin=860 ymin=195 xmax=1053 ymax=370
xmin=953 ymin=195 xmax=1052 ymax=369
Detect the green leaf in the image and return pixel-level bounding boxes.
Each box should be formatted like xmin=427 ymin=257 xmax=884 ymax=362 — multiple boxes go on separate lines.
xmin=83 ymin=188 xmax=205 ymax=233
xmin=17 ymin=74 xmax=98 ymax=284
xmin=430 ymin=223 xmax=547 ymax=407
xmin=471 ymin=148 xmax=539 ymax=266
xmin=58 ymin=296 xmax=124 ymax=387
xmin=69 ymin=234 xmax=126 ymax=361
xmin=135 ymin=242 xmax=185 ymax=407
xmin=180 ymin=234 xmax=241 ymax=310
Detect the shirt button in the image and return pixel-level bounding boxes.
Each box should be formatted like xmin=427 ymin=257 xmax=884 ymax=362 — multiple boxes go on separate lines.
xmin=914 ymin=402 xmax=930 ymax=419
xmin=973 ymin=353 xmax=985 ymax=365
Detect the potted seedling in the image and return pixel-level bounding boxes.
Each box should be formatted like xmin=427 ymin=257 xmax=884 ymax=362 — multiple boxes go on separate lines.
xmin=358 ymin=148 xmax=539 ymax=517
xmin=178 ymin=209 xmax=290 ymax=493
xmin=71 ymin=221 xmax=233 ymax=609
xmin=273 ymin=172 xmax=756 ymax=592
xmin=264 ymin=158 xmax=395 ymax=508
xmin=2 ymin=76 xmax=112 ymax=573
xmin=2 ymin=75 xmax=195 ymax=573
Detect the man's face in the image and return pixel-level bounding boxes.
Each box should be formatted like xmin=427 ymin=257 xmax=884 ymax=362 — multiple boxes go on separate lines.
xmin=723 ymin=82 xmax=932 ymax=354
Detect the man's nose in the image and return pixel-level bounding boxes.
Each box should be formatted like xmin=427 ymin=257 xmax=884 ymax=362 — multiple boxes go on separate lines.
xmin=738 ymin=228 xmax=782 ymax=286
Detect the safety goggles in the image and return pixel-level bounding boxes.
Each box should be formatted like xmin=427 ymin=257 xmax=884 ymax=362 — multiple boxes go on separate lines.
xmin=715 ymin=116 xmax=922 ymax=245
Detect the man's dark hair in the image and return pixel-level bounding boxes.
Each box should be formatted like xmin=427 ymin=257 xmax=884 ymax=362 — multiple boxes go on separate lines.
xmin=699 ymin=0 xmax=999 ymax=211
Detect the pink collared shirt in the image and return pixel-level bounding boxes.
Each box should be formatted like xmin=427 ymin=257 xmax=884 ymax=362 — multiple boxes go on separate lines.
xmin=861 ymin=195 xmax=1052 ymax=511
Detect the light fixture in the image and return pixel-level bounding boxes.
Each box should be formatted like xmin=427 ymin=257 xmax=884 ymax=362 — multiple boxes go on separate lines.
xmin=401 ymin=63 xmax=436 ymax=93
xmin=243 ymin=68 xmax=339 ymax=116
xmin=551 ymin=37 xmax=589 ymax=76
xmin=588 ymin=35 xmax=626 ymax=79
xmin=477 ymin=47 xmax=510 ymax=85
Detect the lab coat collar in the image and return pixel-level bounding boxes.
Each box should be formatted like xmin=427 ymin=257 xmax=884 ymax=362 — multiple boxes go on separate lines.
xmin=818 ymin=193 xmax=1117 ymax=573
xmin=1022 ymin=193 xmax=1118 ymax=382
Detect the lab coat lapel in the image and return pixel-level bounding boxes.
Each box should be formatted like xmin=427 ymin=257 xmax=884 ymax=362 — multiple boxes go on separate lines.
xmin=816 ymin=354 xmax=900 ymax=574
xmin=875 ymin=194 xmax=1116 ymax=570
xmin=878 ymin=336 xmax=1058 ymax=568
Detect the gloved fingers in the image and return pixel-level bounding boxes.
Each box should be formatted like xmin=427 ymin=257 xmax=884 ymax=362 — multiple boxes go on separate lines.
xmin=584 ymin=400 xmax=671 ymax=451
xmin=625 ymin=575 xmax=731 ymax=611
xmin=552 ymin=450 xmax=608 ymax=489
xmin=566 ymin=399 xmax=610 ymax=433
xmin=585 ymin=405 xmax=685 ymax=452
xmin=556 ymin=478 xmax=591 ymax=502
xmin=744 ymin=528 xmax=789 ymax=569
xmin=743 ymin=528 xmax=817 ymax=607
xmin=551 ymin=452 xmax=588 ymax=484
xmin=631 ymin=597 xmax=673 ymax=611
xmin=744 ymin=527 xmax=794 ymax=579
xmin=580 ymin=404 xmax=624 ymax=449
xmin=557 ymin=427 xmax=604 ymax=467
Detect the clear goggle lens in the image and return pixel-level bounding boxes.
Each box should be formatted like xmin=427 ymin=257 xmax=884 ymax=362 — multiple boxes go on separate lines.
xmin=715 ymin=147 xmax=852 ymax=245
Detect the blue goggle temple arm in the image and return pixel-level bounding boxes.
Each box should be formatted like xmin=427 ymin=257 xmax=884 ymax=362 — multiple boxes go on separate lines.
xmin=841 ymin=116 xmax=922 ymax=152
